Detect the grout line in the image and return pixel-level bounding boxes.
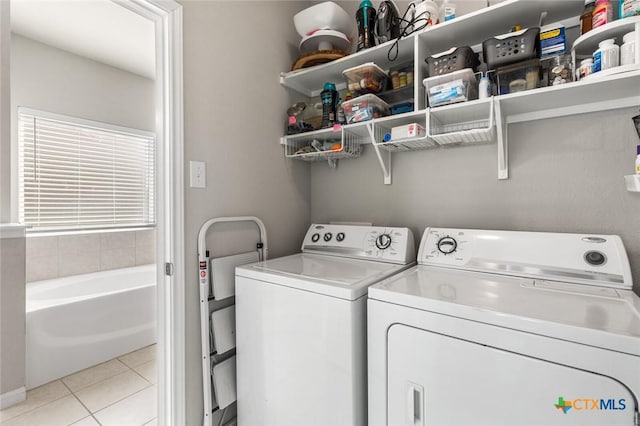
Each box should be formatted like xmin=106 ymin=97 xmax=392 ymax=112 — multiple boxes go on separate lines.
xmin=62 ymin=359 xmax=130 ymax=394
xmin=62 ymin=381 xmax=95 ymax=424
xmin=0 ymin=381 xmax=70 ymax=423
xmin=91 ymin=385 xmax=153 ymax=416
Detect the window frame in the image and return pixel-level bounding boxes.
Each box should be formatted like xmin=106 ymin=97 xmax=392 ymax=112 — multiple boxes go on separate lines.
xmin=17 ymin=107 xmax=156 ymax=234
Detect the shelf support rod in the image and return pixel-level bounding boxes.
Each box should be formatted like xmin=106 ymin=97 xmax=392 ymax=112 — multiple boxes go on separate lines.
xmin=494 ymin=99 xmax=509 ymax=180
xmin=367 ymin=123 xmax=392 ymax=185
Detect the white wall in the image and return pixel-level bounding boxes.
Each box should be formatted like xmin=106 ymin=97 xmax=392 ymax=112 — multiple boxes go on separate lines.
xmin=181 ymin=1 xmax=311 ymax=424
xmin=1 ymin=1 xmax=10 ymax=223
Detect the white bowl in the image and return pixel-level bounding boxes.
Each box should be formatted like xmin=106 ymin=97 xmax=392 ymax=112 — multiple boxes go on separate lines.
xmin=294 ymin=2 xmax=354 ymax=38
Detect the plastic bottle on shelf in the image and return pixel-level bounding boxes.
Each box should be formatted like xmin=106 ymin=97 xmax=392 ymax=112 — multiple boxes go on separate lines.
xmin=577 ymin=58 xmax=594 ymax=80
xmin=441 ymin=0 xmax=456 ymax=22
xmin=320 ymin=82 xmax=339 ymax=128
xmin=592 ymin=0 xmax=616 ymax=29
xmin=580 ymin=0 xmax=596 ymax=34
xmin=593 ymin=38 xmax=620 ymax=73
xmin=620 ymin=0 xmax=640 ymax=18
xmin=479 ymin=75 xmax=491 ymax=99
xmin=621 ymin=31 xmax=637 ymax=65
xmin=356 ymin=0 xmax=377 ymax=51
xmin=636 ymin=145 xmax=640 ymax=175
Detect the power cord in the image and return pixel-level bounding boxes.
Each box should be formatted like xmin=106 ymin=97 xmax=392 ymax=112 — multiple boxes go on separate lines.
xmin=387 ymin=3 xmax=434 ymax=61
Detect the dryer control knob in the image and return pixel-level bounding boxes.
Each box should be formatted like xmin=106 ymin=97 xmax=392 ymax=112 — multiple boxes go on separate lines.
xmin=376 ymin=234 xmax=392 ymax=250
xmin=311 ymin=233 xmax=320 ymax=243
xmin=437 ymin=236 xmax=457 ymax=254
xmin=323 ymin=232 xmax=333 ymax=242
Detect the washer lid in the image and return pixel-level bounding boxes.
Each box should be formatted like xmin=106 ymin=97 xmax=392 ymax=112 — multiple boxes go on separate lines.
xmin=236 ymin=253 xmax=413 ymax=300
xmin=369 ymin=266 xmax=640 ymax=356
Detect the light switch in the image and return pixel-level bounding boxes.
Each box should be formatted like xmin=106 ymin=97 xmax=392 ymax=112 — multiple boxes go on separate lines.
xmin=190 ymin=161 xmax=206 ymax=188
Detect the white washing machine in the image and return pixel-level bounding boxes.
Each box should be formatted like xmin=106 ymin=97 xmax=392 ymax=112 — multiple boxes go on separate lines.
xmin=235 ymin=223 xmax=415 ymax=426
xmin=368 ymin=227 xmax=640 ymax=426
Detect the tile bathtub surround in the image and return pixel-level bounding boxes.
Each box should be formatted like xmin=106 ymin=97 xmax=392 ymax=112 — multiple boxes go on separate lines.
xmin=25 ymin=229 xmax=156 ymax=282
xmin=0 ymin=345 xmax=157 ymax=426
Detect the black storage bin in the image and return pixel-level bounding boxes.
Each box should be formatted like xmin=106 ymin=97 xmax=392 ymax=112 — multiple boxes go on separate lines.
xmin=482 ymin=27 xmax=540 ymax=70
xmin=425 ymin=46 xmax=480 ymax=77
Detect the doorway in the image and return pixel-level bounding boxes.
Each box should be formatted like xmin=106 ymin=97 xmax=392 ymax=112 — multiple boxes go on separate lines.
xmin=1 ymin=0 xmax=184 ymax=424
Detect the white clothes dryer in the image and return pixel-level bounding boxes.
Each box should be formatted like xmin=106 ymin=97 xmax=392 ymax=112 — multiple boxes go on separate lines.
xmin=235 ymin=224 xmax=415 ymax=426
xmin=368 ymin=227 xmax=640 ymax=426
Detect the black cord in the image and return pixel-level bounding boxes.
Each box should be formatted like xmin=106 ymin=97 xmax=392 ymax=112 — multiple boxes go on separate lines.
xmin=387 ymin=4 xmax=434 ymax=61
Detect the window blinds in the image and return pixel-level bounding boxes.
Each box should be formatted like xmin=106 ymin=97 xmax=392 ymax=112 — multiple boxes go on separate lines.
xmin=19 ymin=109 xmax=155 ymax=232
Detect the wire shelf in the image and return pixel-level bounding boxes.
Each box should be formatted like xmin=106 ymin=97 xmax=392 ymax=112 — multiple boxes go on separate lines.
xmin=428 ymin=99 xmax=495 ymax=145
xmin=372 ymin=112 xmax=436 ymax=152
xmin=284 ymin=128 xmax=361 ymax=162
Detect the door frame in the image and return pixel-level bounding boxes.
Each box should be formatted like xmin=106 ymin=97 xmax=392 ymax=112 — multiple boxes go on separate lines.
xmin=116 ymin=0 xmax=185 ymax=424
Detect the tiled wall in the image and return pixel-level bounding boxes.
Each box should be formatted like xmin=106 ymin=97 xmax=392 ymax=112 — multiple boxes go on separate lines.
xmin=26 ymin=229 xmax=155 ymax=283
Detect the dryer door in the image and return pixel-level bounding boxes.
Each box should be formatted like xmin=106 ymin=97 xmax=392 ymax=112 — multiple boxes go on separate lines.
xmin=387 ymin=324 xmax=636 ymax=426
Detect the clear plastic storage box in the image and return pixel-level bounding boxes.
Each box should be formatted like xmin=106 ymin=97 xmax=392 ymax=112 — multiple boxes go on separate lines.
xmin=423 ymin=68 xmax=478 ymax=107
xmin=342 ymin=62 xmax=388 ymax=95
xmin=341 ymin=94 xmax=390 ymax=124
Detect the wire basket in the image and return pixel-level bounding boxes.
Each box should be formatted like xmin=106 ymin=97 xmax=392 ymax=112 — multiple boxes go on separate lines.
xmin=284 ymin=129 xmax=361 ymax=162
xmin=373 ymin=122 xmax=437 ymax=152
xmin=428 ymin=100 xmax=495 ymax=145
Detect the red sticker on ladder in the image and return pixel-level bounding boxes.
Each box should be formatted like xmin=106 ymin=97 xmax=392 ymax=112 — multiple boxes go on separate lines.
xmin=199 ymin=261 xmax=206 ymax=268
xmin=200 ymin=270 xmax=206 ymax=278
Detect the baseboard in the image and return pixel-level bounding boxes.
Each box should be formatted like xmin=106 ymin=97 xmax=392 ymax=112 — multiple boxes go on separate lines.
xmin=0 ymin=387 xmax=26 ymax=409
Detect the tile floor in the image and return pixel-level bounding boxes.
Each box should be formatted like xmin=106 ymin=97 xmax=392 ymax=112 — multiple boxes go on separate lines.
xmin=0 ymin=345 xmax=157 ymax=426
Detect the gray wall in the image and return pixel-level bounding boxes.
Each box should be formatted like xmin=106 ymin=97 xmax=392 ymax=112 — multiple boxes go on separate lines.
xmin=0 ymin=230 xmax=25 ymax=397
xmin=310 ymin=107 xmax=640 ymax=293
xmin=181 ymin=1 xmax=311 ymax=424
xmin=10 ymin=34 xmax=155 ymax=133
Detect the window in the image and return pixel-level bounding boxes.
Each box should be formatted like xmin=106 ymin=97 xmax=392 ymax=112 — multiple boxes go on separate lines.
xmin=18 ymin=108 xmax=155 ymax=232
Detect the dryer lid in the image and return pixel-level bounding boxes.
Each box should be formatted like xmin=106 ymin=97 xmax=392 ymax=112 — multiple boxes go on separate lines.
xmin=369 ymin=266 xmax=640 ymax=356
xmin=236 ymin=253 xmax=414 ymax=300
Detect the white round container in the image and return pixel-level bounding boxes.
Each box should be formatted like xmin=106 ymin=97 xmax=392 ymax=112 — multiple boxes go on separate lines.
xmin=578 ymin=58 xmax=594 ymax=80
xmin=593 ymin=38 xmax=620 ymax=73
xmin=621 ymin=31 xmax=637 ymax=66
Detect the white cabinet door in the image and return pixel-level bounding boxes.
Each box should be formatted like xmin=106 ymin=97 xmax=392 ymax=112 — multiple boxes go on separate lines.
xmin=387 ymin=324 xmax=635 ymax=426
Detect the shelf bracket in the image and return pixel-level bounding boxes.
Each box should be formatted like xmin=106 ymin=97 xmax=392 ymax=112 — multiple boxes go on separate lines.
xmin=367 ymin=123 xmax=391 ymax=185
xmin=494 ymin=99 xmax=509 ymax=180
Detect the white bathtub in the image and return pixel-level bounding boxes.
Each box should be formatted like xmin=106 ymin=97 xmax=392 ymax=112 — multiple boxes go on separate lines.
xmin=25 ymin=264 xmax=157 ymax=389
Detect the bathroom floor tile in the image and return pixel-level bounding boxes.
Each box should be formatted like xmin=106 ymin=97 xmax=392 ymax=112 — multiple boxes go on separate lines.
xmin=132 ymin=359 xmax=156 ymax=384
xmin=73 ymin=370 xmax=149 ymax=413
xmin=0 ymin=394 xmax=88 ymax=426
xmin=70 ymin=415 xmax=100 ymax=425
xmin=62 ymin=359 xmax=129 ymax=393
xmin=0 ymin=380 xmax=70 ymax=422
xmin=118 ymin=344 xmax=156 ymax=368
xmin=93 ymin=385 xmax=156 ymax=426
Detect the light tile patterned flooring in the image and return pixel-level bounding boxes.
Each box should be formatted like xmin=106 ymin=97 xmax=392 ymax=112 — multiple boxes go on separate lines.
xmin=0 ymin=345 xmax=157 ymax=426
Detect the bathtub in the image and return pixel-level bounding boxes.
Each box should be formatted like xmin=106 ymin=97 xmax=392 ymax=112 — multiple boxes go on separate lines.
xmin=25 ymin=264 xmax=157 ymax=389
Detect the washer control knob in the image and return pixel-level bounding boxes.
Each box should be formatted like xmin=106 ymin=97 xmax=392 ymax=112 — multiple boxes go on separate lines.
xmin=311 ymin=233 xmax=320 ymax=243
xmin=437 ymin=236 xmax=457 ymax=254
xmin=323 ymin=232 xmax=333 ymax=242
xmin=585 ymin=250 xmax=606 ymax=266
xmin=336 ymin=232 xmax=345 ymax=242
xmin=376 ymin=234 xmax=392 ymax=250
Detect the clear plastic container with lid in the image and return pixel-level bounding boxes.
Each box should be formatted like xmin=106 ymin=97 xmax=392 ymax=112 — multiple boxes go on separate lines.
xmin=621 ymin=31 xmax=637 ymax=66
xmin=593 ymin=38 xmax=619 ymax=73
